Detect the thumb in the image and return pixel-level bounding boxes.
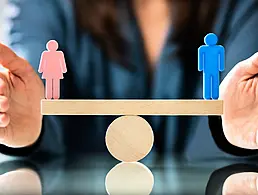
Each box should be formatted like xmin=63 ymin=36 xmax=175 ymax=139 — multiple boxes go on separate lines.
xmin=0 ymin=43 xmax=31 ymax=77
xmin=221 ymin=52 xmax=258 ymax=88
xmin=237 ymin=52 xmax=258 ymax=78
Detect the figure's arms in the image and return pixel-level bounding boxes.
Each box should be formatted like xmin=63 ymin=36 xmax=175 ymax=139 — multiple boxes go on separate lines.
xmin=198 ymin=46 xmax=205 ymax=71
xmin=59 ymin=52 xmax=67 ymax=73
xmin=38 ymin=52 xmax=46 ymax=73
xmin=219 ymin=46 xmax=225 ymax=71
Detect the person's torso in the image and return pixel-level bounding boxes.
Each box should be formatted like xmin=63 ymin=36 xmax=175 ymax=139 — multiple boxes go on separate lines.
xmin=50 ymin=0 xmax=257 ymax=159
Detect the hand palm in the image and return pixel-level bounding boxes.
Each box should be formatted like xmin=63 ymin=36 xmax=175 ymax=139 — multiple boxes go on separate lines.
xmin=1 ymin=59 xmax=44 ymax=147
xmin=220 ymin=58 xmax=258 ymax=149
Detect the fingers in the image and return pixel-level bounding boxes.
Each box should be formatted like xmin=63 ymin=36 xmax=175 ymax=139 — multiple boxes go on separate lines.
xmin=0 ymin=43 xmax=17 ymax=65
xmin=223 ymin=172 xmax=258 ymax=195
xmin=0 ymin=71 xmax=11 ymax=140
xmin=0 ymin=97 xmax=10 ymax=130
xmin=0 ymin=72 xmax=11 ymax=98
xmin=237 ymin=52 xmax=258 ymax=77
xmin=0 ymin=113 xmax=10 ymax=127
xmin=0 ymin=96 xmax=9 ymax=113
xmin=0 ymin=113 xmax=10 ymax=141
xmin=0 ymin=74 xmax=10 ymax=133
xmin=0 ymin=43 xmax=31 ymax=77
xmin=0 ymin=97 xmax=10 ymax=140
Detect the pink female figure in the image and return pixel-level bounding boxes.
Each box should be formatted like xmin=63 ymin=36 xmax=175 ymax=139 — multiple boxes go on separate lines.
xmin=38 ymin=40 xmax=67 ymax=99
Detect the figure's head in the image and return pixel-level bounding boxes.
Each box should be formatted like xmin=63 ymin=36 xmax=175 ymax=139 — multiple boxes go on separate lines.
xmin=46 ymin=40 xmax=58 ymax=51
xmin=204 ymin=33 xmax=218 ymax=46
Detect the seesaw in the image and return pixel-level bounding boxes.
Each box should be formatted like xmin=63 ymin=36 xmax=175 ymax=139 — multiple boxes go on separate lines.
xmin=39 ymin=33 xmax=225 ymax=162
xmin=41 ymin=99 xmax=223 ymax=162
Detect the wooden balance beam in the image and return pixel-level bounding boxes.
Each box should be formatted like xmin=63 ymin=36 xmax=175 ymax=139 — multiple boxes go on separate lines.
xmin=41 ymin=99 xmax=223 ymax=115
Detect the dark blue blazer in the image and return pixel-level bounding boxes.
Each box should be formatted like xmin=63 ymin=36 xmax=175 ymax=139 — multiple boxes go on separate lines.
xmin=1 ymin=0 xmax=258 ymax=160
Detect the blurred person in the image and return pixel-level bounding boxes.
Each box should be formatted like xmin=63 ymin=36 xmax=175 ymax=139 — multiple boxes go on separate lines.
xmin=0 ymin=0 xmax=258 ymax=158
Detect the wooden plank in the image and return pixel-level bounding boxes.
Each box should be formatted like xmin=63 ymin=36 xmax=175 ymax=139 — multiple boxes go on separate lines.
xmin=41 ymin=99 xmax=223 ymax=115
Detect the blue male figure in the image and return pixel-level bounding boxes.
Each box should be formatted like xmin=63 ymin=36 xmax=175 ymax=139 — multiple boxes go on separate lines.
xmin=198 ymin=33 xmax=225 ymax=100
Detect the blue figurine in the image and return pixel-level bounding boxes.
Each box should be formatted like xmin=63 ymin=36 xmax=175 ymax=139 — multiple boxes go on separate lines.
xmin=198 ymin=33 xmax=225 ymax=100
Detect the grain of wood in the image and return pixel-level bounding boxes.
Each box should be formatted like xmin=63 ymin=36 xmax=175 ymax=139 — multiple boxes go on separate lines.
xmin=41 ymin=99 xmax=223 ymax=115
xmin=105 ymin=116 xmax=154 ymax=162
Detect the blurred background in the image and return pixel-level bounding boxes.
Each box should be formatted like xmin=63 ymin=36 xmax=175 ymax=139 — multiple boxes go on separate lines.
xmin=0 ymin=0 xmax=7 ymax=42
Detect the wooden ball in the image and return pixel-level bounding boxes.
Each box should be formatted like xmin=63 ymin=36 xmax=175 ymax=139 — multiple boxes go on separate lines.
xmin=105 ymin=162 xmax=154 ymax=195
xmin=105 ymin=116 xmax=154 ymax=162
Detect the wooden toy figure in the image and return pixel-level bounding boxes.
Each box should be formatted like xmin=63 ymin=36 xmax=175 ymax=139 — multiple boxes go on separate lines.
xmin=38 ymin=40 xmax=67 ymax=99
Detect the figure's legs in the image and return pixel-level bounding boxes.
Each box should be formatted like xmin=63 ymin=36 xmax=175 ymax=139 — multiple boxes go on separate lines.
xmin=211 ymin=73 xmax=219 ymax=99
xmin=53 ymin=79 xmax=60 ymax=99
xmin=203 ymin=73 xmax=211 ymax=99
xmin=45 ymin=79 xmax=53 ymax=99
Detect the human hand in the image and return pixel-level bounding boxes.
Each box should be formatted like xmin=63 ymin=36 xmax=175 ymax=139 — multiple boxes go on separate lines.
xmin=222 ymin=172 xmax=258 ymax=195
xmin=0 ymin=43 xmax=44 ymax=148
xmin=220 ymin=52 xmax=258 ymax=149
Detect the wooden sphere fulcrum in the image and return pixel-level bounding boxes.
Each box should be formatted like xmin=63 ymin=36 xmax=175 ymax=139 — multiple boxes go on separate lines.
xmin=105 ymin=115 xmax=154 ymax=162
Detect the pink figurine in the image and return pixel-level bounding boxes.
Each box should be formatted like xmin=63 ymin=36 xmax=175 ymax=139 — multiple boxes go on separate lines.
xmin=38 ymin=40 xmax=67 ymax=99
